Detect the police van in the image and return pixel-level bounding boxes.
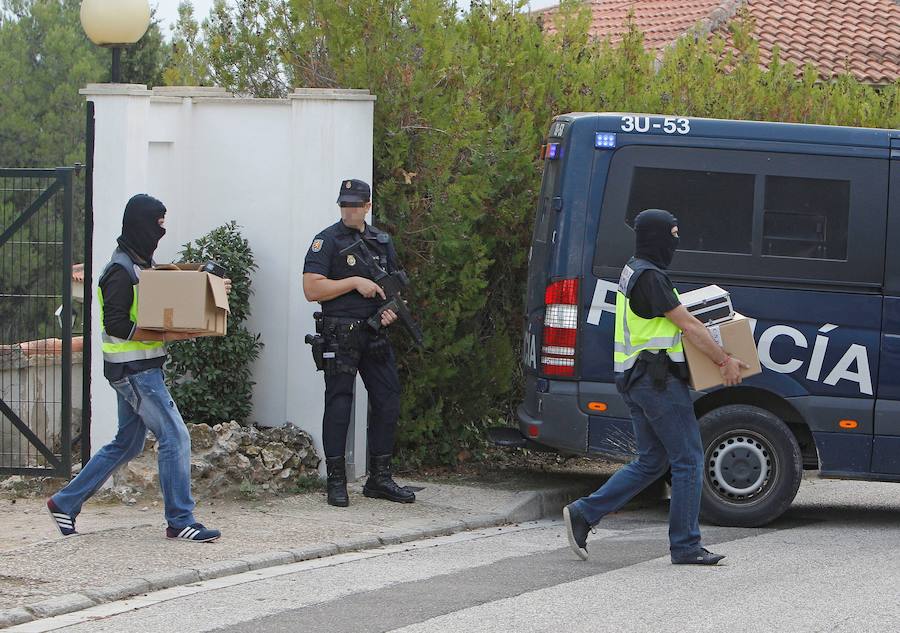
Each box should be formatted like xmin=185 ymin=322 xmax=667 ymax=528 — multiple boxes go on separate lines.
xmin=493 ymin=112 xmax=900 ymax=527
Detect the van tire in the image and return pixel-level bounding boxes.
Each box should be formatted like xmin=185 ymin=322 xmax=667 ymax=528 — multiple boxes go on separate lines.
xmin=698 ymin=405 xmax=802 ymax=528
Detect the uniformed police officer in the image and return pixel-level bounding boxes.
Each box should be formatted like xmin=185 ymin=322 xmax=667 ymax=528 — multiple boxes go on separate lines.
xmin=563 ymin=209 xmax=748 ymax=565
xmin=302 ymin=179 xmax=415 ymax=507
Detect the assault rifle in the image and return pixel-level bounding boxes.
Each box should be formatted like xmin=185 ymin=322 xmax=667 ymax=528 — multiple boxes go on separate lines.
xmin=339 ymin=238 xmax=425 ymax=348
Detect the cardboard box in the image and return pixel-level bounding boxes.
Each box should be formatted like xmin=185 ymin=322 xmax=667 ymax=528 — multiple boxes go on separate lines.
xmin=683 ymin=313 xmax=761 ymax=391
xmin=136 ymin=263 xmax=229 ymax=336
xmin=679 ymin=284 xmax=734 ymax=325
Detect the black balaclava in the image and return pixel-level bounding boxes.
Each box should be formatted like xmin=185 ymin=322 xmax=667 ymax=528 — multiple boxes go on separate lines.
xmin=634 ymin=208 xmax=679 ymax=269
xmin=117 ymin=194 xmax=166 ymax=266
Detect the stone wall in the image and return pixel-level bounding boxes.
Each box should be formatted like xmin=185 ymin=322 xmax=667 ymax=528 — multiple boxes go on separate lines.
xmin=112 ymin=421 xmax=322 ymax=499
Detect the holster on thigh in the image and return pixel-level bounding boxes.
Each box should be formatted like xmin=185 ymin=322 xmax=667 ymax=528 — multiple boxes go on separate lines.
xmin=323 ymin=318 xmax=364 ymax=376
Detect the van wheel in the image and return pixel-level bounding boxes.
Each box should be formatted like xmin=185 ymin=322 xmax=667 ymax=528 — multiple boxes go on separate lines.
xmin=698 ymin=405 xmax=802 ymax=528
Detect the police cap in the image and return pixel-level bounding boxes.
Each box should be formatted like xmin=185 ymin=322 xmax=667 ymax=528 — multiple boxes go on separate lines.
xmin=336 ymin=179 xmax=371 ymax=205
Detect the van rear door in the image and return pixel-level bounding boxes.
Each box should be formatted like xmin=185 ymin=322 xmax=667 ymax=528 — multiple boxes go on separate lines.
xmin=522 ymin=134 xmax=563 ymax=377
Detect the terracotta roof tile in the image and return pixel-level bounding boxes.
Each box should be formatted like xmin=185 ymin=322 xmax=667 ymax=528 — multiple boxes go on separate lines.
xmin=741 ymin=0 xmax=900 ymax=84
xmin=539 ymin=0 xmax=729 ymax=51
xmin=538 ymin=0 xmax=900 ymax=84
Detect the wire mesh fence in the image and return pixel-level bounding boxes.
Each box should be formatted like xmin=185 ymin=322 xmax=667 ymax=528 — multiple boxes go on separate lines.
xmin=0 ymin=168 xmax=77 ymax=476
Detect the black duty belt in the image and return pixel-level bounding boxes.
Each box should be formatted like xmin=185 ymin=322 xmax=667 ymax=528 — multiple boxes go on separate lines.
xmin=323 ymin=316 xmax=365 ymax=328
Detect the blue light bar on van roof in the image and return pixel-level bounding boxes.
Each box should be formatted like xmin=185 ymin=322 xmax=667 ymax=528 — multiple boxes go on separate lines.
xmin=595 ymin=132 xmax=617 ymax=149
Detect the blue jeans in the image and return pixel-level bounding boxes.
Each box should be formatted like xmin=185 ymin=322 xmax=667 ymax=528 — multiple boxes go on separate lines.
xmin=52 ymin=368 xmax=196 ymax=529
xmin=573 ymin=372 xmax=704 ymax=557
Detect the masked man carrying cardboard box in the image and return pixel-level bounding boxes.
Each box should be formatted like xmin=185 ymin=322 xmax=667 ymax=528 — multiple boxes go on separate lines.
xmin=564 ymin=209 xmax=749 ymax=566
xmin=47 ymin=194 xmax=229 ymax=542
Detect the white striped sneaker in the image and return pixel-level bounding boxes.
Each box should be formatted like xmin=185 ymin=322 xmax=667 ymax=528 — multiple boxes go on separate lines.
xmin=46 ymin=499 xmax=76 ymax=536
xmin=166 ymin=523 xmax=221 ymax=542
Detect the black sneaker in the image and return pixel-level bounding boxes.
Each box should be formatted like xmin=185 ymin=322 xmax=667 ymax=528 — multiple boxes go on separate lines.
xmin=563 ymin=503 xmax=591 ymax=561
xmin=166 ymin=523 xmax=221 ymax=542
xmin=46 ymin=498 xmax=76 ymax=536
xmin=672 ymin=547 xmax=725 ymax=566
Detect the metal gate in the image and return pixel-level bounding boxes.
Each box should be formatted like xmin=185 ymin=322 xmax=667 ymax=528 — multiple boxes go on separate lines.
xmin=0 ymin=167 xmax=86 ymax=477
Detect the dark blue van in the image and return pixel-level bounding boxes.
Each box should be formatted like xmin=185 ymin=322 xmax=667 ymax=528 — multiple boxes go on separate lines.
xmin=492 ymin=113 xmax=900 ymax=527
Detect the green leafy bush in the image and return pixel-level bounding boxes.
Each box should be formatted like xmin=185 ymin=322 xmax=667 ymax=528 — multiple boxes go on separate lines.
xmin=165 ymin=221 xmax=263 ymax=425
xmin=167 ymin=0 xmax=900 ymax=463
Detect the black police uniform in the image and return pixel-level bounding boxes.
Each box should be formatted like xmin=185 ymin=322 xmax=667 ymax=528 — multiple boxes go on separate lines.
xmin=304 ymin=219 xmax=402 ymax=456
xmin=303 ymin=179 xmax=414 ymax=506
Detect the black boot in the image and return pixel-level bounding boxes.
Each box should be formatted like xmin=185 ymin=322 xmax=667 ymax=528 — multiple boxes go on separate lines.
xmin=325 ymin=456 xmax=349 ymax=507
xmin=363 ymin=454 xmax=415 ymax=503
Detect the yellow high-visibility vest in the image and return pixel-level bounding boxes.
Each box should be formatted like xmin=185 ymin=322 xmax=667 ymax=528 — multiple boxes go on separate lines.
xmin=613 ymin=262 xmax=684 ymax=373
xmin=97 ymin=251 xmax=166 ymax=364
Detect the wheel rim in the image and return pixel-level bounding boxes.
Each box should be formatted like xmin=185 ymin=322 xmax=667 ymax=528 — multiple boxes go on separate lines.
xmin=705 ymin=430 xmax=778 ymax=504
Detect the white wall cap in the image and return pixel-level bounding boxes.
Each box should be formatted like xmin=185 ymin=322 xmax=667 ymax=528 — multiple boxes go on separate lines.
xmin=290 ymin=88 xmax=377 ymax=101
xmin=80 ymin=85 xmax=376 ymax=101
xmin=149 ymin=96 xmax=292 ymax=106
xmin=80 ymin=83 xmax=151 ymax=97
xmin=149 ymin=86 xmax=292 ymax=106
xmin=151 ymin=86 xmax=230 ymax=98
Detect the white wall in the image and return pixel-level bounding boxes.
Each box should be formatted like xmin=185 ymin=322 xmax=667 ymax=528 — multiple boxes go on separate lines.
xmin=81 ymin=84 xmax=376 ymax=478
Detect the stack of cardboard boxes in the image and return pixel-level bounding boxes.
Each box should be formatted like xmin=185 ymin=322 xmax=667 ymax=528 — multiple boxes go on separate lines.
xmin=678 ymin=285 xmax=761 ymax=391
xmin=137 ymin=264 xmax=230 ymax=337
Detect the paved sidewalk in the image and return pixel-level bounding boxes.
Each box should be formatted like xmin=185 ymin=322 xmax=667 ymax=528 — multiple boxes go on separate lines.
xmin=0 ymin=471 xmax=621 ymax=628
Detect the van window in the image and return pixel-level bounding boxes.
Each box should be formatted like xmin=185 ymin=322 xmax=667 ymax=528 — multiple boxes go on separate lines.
xmin=533 ymin=161 xmax=561 ymax=245
xmin=626 ymin=167 xmax=754 ymax=254
xmin=762 ymin=176 xmax=850 ymax=260
xmin=592 ymin=145 xmax=888 ymax=290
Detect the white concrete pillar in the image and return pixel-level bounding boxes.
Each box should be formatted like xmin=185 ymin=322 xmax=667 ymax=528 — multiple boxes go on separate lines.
xmin=288 ymin=88 xmax=377 ymax=480
xmin=80 ymin=84 xmax=153 ymax=453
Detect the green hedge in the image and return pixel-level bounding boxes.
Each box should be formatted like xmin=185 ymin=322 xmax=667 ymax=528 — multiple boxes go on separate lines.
xmin=165 ymin=222 xmax=263 ymax=425
xmin=167 ymin=0 xmax=900 ymax=464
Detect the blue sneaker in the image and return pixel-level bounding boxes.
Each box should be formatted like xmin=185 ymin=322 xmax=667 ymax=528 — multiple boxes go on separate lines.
xmin=166 ymin=523 xmax=221 ymax=542
xmin=47 ymin=498 xmax=76 ymax=536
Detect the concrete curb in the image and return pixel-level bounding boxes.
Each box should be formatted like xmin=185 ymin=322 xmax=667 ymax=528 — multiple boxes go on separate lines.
xmin=0 ymin=483 xmax=588 ymax=629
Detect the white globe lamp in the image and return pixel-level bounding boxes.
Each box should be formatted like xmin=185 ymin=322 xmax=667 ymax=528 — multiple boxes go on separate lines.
xmin=80 ymin=0 xmax=152 ymax=82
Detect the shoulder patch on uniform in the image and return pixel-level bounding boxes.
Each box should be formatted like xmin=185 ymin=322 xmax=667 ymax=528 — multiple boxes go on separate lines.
xmin=618 ymin=265 xmax=634 ymax=294
xmin=311 ymin=238 xmax=323 ymax=253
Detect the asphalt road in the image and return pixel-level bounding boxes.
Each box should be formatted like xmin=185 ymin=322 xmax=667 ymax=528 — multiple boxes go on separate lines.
xmin=18 ymin=476 xmax=900 ymax=633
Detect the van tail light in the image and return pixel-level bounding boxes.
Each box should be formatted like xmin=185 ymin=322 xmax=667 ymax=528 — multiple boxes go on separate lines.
xmin=542 ymin=278 xmax=578 ymax=376
xmin=538 ymin=143 xmax=561 ymax=161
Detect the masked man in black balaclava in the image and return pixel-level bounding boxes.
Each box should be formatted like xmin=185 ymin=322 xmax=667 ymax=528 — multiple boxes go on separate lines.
xmin=634 ymin=208 xmax=680 ymax=269
xmin=47 ymin=194 xmax=225 ymax=543
xmin=117 ymin=193 xmax=167 ymax=267
xmin=564 ymin=208 xmax=747 ymax=566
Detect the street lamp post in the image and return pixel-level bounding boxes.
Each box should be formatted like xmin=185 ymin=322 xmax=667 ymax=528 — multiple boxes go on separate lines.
xmin=79 ymin=0 xmax=152 ymax=83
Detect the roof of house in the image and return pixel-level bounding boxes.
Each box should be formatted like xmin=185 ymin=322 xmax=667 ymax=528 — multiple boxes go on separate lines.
xmin=537 ymin=0 xmax=900 ymax=85
xmin=747 ymin=0 xmax=900 ymax=85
